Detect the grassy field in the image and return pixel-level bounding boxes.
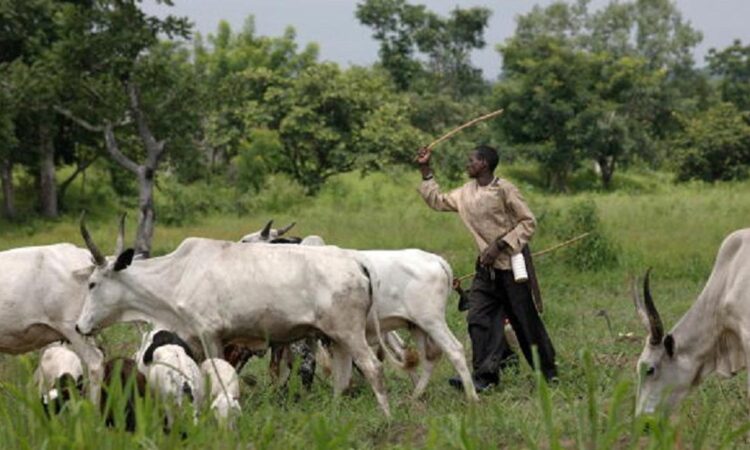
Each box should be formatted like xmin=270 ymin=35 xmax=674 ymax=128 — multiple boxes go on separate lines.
xmin=1 ymin=167 xmax=750 ymax=449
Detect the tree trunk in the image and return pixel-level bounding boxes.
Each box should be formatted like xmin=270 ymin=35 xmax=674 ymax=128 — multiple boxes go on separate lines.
xmin=1 ymin=158 xmax=15 ymax=220
xmin=599 ymin=157 xmax=615 ymax=190
xmin=134 ymin=166 xmax=155 ymax=257
xmin=39 ymin=123 xmax=58 ymax=218
xmin=58 ymin=155 xmax=98 ymax=212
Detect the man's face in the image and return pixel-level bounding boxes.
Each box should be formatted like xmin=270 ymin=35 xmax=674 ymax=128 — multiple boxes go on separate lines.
xmin=466 ymin=151 xmax=487 ymax=178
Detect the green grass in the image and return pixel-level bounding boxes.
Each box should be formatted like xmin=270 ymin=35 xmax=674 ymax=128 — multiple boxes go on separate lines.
xmin=2 ymin=168 xmax=750 ymax=449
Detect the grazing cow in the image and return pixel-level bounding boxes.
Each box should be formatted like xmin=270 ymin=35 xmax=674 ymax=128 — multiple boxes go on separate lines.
xmin=0 ymin=243 xmax=104 ymax=402
xmin=34 ymin=342 xmax=84 ymax=413
xmin=101 ymin=357 xmax=147 ymax=432
xmin=633 ymin=229 xmax=750 ymax=415
xmin=240 ymin=223 xmax=476 ymax=401
xmin=200 ymin=358 xmax=241 ymax=421
xmin=75 ymin=221 xmax=391 ymax=416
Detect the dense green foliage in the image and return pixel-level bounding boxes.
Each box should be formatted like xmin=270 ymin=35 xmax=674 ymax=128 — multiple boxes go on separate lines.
xmin=674 ymin=103 xmax=750 ymax=182
xmin=1 ymin=0 xmax=748 ymax=225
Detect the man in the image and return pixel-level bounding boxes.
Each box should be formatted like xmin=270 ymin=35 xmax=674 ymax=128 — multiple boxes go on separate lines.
xmin=416 ymin=145 xmax=557 ymax=391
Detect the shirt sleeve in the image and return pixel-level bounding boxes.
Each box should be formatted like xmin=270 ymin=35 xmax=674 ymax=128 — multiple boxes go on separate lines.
xmin=418 ymin=178 xmax=460 ymax=212
xmin=500 ymin=184 xmax=536 ymax=254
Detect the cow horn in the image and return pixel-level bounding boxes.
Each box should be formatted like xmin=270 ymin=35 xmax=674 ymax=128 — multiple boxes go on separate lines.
xmin=643 ymin=268 xmax=664 ymax=346
xmin=260 ymin=220 xmax=273 ymax=240
xmin=631 ymin=275 xmax=650 ymax=331
xmin=114 ymin=212 xmax=127 ymax=256
xmin=277 ymin=221 xmax=296 ymax=236
xmin=79 ymin=211 xmax=106 ymax=266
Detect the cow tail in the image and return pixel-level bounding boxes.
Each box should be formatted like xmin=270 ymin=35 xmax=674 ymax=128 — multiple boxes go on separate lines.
xmin=436 ymin=255 xmax=454 ymax=296
xmin=355 ymin=253 xmax=407 ymax=370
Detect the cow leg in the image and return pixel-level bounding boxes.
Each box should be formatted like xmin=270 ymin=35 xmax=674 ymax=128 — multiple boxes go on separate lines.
xmin=384 ymin=331 xmax=419 ymax=384
xmin=343 ymin=336 xmax=390 ymax=418
xmin=64 ymin=331 xmax=104 ymax=404
xmin=297 ymin=338 xmax=317 ymax=389
xmin=411 ymin=329 xmax=442 ymax=399
xmin=328 ymin=343 xmax=353 ymax=396
xmin=279 ymin=345 xmax=293 ymax=385
xmin=269 ymin=344 xmax=293 ymax=386
xmin=420 ymin=320 xmax=478 ymax=402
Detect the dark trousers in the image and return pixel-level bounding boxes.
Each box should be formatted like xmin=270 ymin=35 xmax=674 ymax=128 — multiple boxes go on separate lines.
xmin=467 ymin=261 xmax=557 ymax=383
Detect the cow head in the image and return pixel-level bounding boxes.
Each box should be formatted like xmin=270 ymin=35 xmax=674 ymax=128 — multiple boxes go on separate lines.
xmin=633 ymin=270 xmax=695 ymax=415
xmin=239 ymin=219 xmax=296 ymax=243
xmin=76 ymin=213 xmax=136 ymax=336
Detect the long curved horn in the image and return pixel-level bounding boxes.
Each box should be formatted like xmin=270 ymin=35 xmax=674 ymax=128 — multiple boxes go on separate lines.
xmin=277 ymin=221 xmax=296 ymax=236
xmin=260 ymin=220 xmax=273 ymax=240
xmin=643 ymin=268 xmax=664 ymax=345
xmin=79 ymin=211 xmax=106 ymax=266
xmin=114 ymin=212 xmax=127 ymax=256
xmin=631 ymin=275 xmax=650 ymax=331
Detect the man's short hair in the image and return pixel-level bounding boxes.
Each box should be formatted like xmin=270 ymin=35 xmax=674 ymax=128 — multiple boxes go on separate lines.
xmin=475 ymin=145 xmax=499 ymax=171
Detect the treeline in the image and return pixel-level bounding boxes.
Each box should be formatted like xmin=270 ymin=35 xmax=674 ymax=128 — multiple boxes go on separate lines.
xmin=1 ymin=0 xmax=750 ymax=253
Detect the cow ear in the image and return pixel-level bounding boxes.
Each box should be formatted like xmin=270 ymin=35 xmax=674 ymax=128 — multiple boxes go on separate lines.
xmin=664 ymin=334 xmax=675 ymax=358
xmin=113 ymin=248 xmax=135 ymax=272
xmin=71 ymin=265 xmax=95 ymax=282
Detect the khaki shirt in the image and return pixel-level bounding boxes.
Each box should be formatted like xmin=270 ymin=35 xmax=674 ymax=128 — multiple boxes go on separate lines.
xmin=418 ymin=177 xmax=536 ymax=270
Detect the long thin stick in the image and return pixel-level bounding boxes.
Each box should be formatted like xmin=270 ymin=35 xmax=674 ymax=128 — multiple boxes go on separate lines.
xmin=453 ymin=232 xmax=592 ymax=283
xmin=532 ymin=232 xmax=591 ymax=258
xmin=427 ymin=109 xmax=504 ymax=150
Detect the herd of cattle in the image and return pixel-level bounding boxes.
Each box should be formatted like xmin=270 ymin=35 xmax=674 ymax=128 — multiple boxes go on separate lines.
xmin=2 ymin=213 xmax=750 ymax=431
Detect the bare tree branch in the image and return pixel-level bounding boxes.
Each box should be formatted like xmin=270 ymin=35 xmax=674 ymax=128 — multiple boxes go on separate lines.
xmin=126 ymin=82 xmax=166 ymax=167
xmin=104 ymin=123 xmax=140 ymax=174
xmin=54 ymin=106 xmax=104 ymax=133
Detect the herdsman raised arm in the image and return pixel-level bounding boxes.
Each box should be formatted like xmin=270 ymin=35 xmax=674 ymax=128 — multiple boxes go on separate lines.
xmin=416 ymin=145 xmax=558 ymax=391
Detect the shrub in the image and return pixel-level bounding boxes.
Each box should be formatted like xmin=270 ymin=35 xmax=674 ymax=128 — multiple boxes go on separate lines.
xmin=675 ymin=103 xmax=750 ymax=182
xmin=552 ymin=199 xmax=619 ymax=271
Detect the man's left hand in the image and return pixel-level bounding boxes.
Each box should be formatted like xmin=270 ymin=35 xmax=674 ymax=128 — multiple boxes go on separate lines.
xmin=479 ymin=244 xmax=501 ymax=267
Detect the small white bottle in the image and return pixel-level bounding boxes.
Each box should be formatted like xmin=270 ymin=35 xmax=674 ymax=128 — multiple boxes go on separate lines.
xmin=511 ymin=253 xmax=528 ymax=283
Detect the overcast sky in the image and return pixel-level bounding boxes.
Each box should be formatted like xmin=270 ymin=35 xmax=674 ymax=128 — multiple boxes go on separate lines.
xmin=142 ymin=0 xmax=750 ymax=78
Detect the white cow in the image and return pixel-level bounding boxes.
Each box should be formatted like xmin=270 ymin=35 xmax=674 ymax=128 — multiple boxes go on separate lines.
xmin=359 ymin=249 xmax=477 ymax=401
xmin=0 ymin=243 xmax=104 ymax=401
xmin=135 ymin=329 xmax=204 ymax=427
xmin=241 ymin=223 xmax=477 ymax=401
xmin=200 ymin=358 xmax=241 ymax=420
xmin=75 ymin=222 xmax=391 ymax=416
xmin=239 ymin=220 xmax=297 ymax=243
xmin=634 ymin=229 xmax=750 ymax=415
xmin=34 ymin=342 xmax=84 ymax=409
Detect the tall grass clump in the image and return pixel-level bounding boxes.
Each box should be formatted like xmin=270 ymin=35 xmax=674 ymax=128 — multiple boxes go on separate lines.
xmin=539 ymin=199 xmax=620 ymax=271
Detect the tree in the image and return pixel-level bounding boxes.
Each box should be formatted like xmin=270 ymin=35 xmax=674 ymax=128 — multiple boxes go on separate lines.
xmin=1 ymin=0 xmax=68 ymax=218
xmin=674 ymin=103 xmax=750 ymax=182
xmin=356 ymin=0 xmax=491 ymax=97
xmin=54 ymin=0 xmax=193 ymax=256
xmin=496 ymin=0 xmax=700 ymax=189
xmin=496 ymin=37 xmax=592 ymax=190
xmin=0 ymin=73 xmax=18 ymax=219
xmin=192 ymin=18 xmax=319 ymax=177
xmin=248 ymin=64 xmax=422 ymax=194
xmin=708 ymin=40 xmax=750 ymax=112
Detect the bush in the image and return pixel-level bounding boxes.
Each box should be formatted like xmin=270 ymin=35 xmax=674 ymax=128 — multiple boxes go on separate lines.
xmin=156 ymin=176 xmax=236 ymax=226
xmin=550 ymin=199 xmax=619 ymax=271
xmin=675 ymin=103 xmax=750 ymax=182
